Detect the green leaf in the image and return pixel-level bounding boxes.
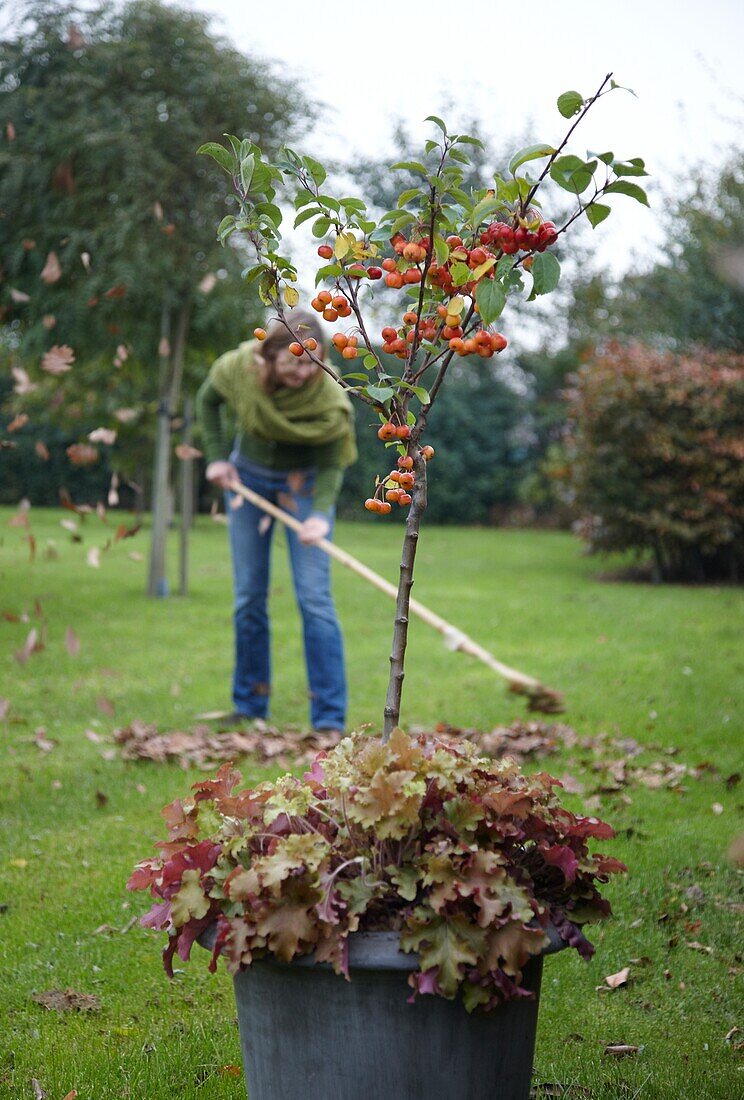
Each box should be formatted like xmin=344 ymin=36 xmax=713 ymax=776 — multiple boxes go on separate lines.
xmin=610 ymin=79 xmax=637 ymax=96
xmin=530 ymin=251 xmax=561 ymax=295
xmin=455 ymin=134 xmax=485 ymax=149
xmin=550 ymin=155 xmax=597 ymax=195
xmin=293 ymin=206 xmax=324 ymax=228
xmin=390 ymin=161 xmax=427 ymax=175
xmin=508 ymin=143 xmax=555 ymax=175
xmin=303 ymin=155 xmax=327 ymax=186
xmin=196 ymin=142 xmax=235 ymax=174
xmin=557 ymin=90 xmax=584 ymax=118
xmin=450 ymin=261 xmax=471 ymax=287
xmin=424 ymin=115 xmax=447 ymax=134
xmin=433 ymin=236 xmax=450 ymax=266
xmin=397 ymin=187 xmax=422 ymax=208
xmin=587 ymin=149 xmax=614 ymax=165
xmin=604 ymin=180 xmax=650 ymax=206
xmin=311 ymin=216 xmax=333 ymax=238
xmin=363 ymin=354 xmax=378 ymax=370
xmin=340 ymin=196 xmax=367 ymax=211
xmin=612 ymin=158 xmax=649 ymax=177
xmin=475 ymin=279 xmax=506 ymax=325
xmin=239 ymin=153 xmax=255 ymax=192
xmin=471 ymin=196 xmax=501 ymax=227
xmin=365 ymin=384 xmax=395 ymax=403
xmin=314 ymin=262 xmax=343 ymax=285
xmin=405 ymin=384 xmax=430 ymax=403
xmin=585 ymin=202 xmax=611 ymax=228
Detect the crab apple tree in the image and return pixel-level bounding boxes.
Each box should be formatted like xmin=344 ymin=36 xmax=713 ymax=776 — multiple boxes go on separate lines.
xmin=199 ymin=72 xmax=648 ymax=739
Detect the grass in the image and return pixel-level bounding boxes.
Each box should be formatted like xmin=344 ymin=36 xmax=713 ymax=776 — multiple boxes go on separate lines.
xmin=0 ymin=505 xmax=742 ymax=1099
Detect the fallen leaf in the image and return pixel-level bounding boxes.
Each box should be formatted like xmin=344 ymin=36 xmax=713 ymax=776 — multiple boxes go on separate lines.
xmin=88 ymin=427 xmax=117 ymax=446
xmin=65 ymin=628 xmax=80 ymax=657
xmin=62 ymin=1091 xmax=78 ymax=1100
xmin=34 ymin=728 xmax=57 ymax=753
xmin=95 ymin=790 xmax=109 ymax=808
xmin=685 ymin=941 xmax=713 ymax=954
xmin=712 ymin=803 xmax=724 ymax=815
xmin=0 ymin=697 xmax=10 ymax=720
xmin=86 ymin=547 xmax=101 ymax=568
xmin=32 ymin=989 xmax=101 ymax=1013
xmin=85 ymin=729 xmax=102 ymax=743
xmin=31 ymin=1080 xmax=46 ymax=1100
xmin=12 ymin=366 xmax=37 ymax=394
xmin=96 ymin=696 xmax=115 ymax=716
xmin=15 ymin=627 xmax=41 ymax=665
xmin=218 ymin=1065 xmax=242 ymax=1078
xmin=128 ymin=550 xmax=144 ymax=562
xmin=175 ymin=443 xmax=202 ymax=460
xmin=10 ymin=286 xmax=30 ymax=303
xmin=104 ymin=283 xmax=127 ymax=300
xmin=66 ymin=443 xmax=98 ymax=466
xmin=7 ymin=412 xmax=29 ymax=432
xmin=35 ymin=440 xmax=50 ymax=461
xmin=114 ymin=522 xmax=141 ymax=542
xmin=603 ymin=1044 xmax=640 ymax=1058
xmin=10 ymin=858 xmax=28 ymax=869
xmin=41 ymin=344 xmax=75 ymax=375
xmin=604 ymin=967 xmax=630 ymax=989
xmin=40 ymin=251 xmax=62 ymax=284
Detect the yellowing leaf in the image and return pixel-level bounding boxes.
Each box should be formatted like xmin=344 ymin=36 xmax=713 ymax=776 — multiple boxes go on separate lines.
xmin=283 ymin=286 xmax=300 ymax=307
xmin=170 ymin=868 xmax=210 ymax=926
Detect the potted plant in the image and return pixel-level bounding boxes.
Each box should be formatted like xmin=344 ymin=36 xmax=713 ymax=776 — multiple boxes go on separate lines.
xmin=129 ymin=73 xmax=646 ymax=1099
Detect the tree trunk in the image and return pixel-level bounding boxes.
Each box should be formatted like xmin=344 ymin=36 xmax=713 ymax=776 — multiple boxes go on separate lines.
xmin=382 ymin=450 xmax=428 ymax=741
xmin=179 ymin=396 xmax=194 ymax=596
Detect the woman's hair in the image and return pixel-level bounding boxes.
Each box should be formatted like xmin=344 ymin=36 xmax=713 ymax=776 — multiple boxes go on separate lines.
xmin=258 ymin=311 xmax=327 ymax=392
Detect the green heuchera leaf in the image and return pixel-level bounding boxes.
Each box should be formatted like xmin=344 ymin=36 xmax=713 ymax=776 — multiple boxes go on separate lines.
xmin=170 ymin=869 xmax=210 ymax=927
xmin=401 ymin=911 xmax=486 ymax=997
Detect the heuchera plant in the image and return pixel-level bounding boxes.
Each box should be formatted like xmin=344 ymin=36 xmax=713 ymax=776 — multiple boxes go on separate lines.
xmin=129 ymin=730 xmax=625 ymax=1009
xmin=130 ymin=73 xmax=644 ymax=1007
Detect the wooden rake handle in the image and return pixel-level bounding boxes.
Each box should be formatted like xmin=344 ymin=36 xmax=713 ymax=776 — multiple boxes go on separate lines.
xmin=226 ymin=479 xmax=564 ymax=714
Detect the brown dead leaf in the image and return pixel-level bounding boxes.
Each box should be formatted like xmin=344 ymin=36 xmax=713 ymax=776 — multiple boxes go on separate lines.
xmin=40 ymin=251 xmax=62 ymax=284
xmin=12 ymin=366 xmax=37 ymax=394
xmin=64 ymin=628 xmax=80 ymax=657
xmin=0 ymin=697 xmax=9 ymax=720
xmin=218 ymin=1065 xmax=242 ymax=1078
xmin=114 ymin=522 xmax=142 ymax=541
xmin=104 ymin=283 xmax=127 ymax=300
xmin=31 ymin=1080 xmax=46 ymax=1100
xmin=8 ymin=413 xmax=28 ymax=432
xmin=62 ymin=1091 xmax=78 ymax=1100
xmin=95 ymin=790 xmax=109 ymax=808
xmin=685 ymin=941 xmax=713 ymax=954
xmin=603 ymin=1044 xmax=640 ymax=1058
xmin=175 ymin=443 xmax=202 ymax=460
xmin=96 ymin=696 xmax=115 ymax=717
xmin=15 ymin=627 xmax=42 ymax=665
xmin=41 ymin=344 xmax=75 ymax=375
xmin=34 ymin=728 xmax=57 ymax=753
xmin=66 ymin=443 xmax=98 ymax=466
xmin=604 ymin=967 xmax=630 ymax=989
xmin=32 ymin=989 xmax=101 ymax=1013
xmin=35 ymin=440 xmax=50 ymax=461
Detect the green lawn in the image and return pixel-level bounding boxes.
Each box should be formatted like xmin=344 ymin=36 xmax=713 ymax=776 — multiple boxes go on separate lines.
xmin=0 ymin=506 xmax=742 ymax=1099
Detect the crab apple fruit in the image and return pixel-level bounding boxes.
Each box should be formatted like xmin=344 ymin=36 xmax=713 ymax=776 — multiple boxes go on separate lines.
xmin=446 ymin=235 xmax=463 ymax=248
xmin=381 ymin=341 xmax=395 ymax=354
xmin=397 ymin=455 xmax=414 ymax=470
xmin=332 ymin=333 xmax=348 ymax=350
xmin=445 ymin=314 xmax=460 ymax=329
xmin=490 ymin=332 xmax=508 ymax=351
xmin=398 ymin=472 xmax=414 ymax=490
xmin=522 ymin=256 xmax=534 ymax=271
xmin=402 ymin=242 xmax=426 ymax=263
xmin=317 ymin=244 xmax=334 ymax=260
xmin=404 ymin=268 xmax=422 ymax=284
xmin=347 ymin=265 xmax=366 ymax=279
xmin=537 ymin=222 xmax=558 ymax=250
xmin=385 ymin=272 xmax=404 ymax=289
xmin=398 ymin=492 xmax=412 ymax=506
xmin=378 ymin=422 xmax=397 ymax=441
xmin=368 ymin=266 xmax=383 ymax=280
xmin=311 ymin=298 xmax=324 ymax=312
xmin=421 ymin=445 xmax=435 ymax=461
xmin=395 ymin=424 xmax=412 ymax=441
xmin=468 ymin=247 xmax=489 ymax=269
xmin=442 ymin=325 xmax=462 ymax=340
xmin=381 ymin=326 xmax=397 ymax=341
xmin=253 ymin=327 xmax=267 ymax=340
xmin=403 ymin=311 xmax=418 ymax=325
xmin=288 ymin=342 xmax=304 ymax=357
xmin=385 ymin=488 xmax=402 ymax=503
xmin=391 ymin=233 xmax=407 ymax=255
xmin=381 ymin=258 xmax=398 ymax=273
xmin=342 ymin=346 xmax=358 ymax=359
xmin=379 ymin=501 xmax=392 ymax=514
xmin=436 ymin=304 xmax=449 ymax=318
xmin=302 ymin=338 xmax=318 ymax=351
xmin=364 ymin=498 xmax=378 ymax=512
xmin=449 ymin=337 xmax=466 ymax=353
xmin=496 ymin=226 xmax=518 ymax=254
xmin=331 ymin=295 xmax=347 ymax=310
xmin=463 ymin=338 xmax=477 ymax=354
xmin=318 ymin=290 xmax=332 ymax=305
xmin=322 ymin=307 xmax=339 ymax=322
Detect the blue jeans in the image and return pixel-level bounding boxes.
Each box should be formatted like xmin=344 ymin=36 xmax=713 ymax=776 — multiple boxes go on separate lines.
xmin=226 ymin=455 xmax=347 ymax=730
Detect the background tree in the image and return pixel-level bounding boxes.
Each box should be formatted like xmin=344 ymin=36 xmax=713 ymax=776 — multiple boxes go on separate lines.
xmin=0 ymin=0 xmax=314 ymax=590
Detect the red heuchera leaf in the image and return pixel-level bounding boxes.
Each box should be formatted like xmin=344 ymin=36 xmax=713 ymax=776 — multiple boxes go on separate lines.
xmin=540 ymin=842 xmax=579 ymax=884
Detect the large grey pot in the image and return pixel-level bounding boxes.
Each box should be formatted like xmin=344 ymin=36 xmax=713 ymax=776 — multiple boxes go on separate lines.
xmin=201 ymin=924 xmax=565 ymax=1100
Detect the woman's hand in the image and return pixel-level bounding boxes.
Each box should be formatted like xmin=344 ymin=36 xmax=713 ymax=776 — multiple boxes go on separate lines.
xmin=298 ymin=515 xmax=330 ymax=545
xmin=205 ymin=460 xmax=239 ymax=491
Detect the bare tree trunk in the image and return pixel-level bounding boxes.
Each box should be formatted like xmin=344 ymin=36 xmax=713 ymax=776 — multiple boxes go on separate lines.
xmin=382 ymin=450 xmax=428 ymax=741
xmin=179 ymin=396 xmax=194 ymax=596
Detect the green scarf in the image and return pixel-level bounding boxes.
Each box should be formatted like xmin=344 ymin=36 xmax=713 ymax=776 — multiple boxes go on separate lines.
xmin=209 ymin=339 xmax=358 ymax=467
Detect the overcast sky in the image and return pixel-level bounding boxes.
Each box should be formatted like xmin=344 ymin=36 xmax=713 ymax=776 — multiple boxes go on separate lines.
xmin=182 ymin=0 xmax=744 ymax=276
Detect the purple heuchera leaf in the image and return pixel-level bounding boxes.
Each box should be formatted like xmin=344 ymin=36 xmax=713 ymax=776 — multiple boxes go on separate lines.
xmin=407 ymin=966 xmax=443 ymax=1003
xmin=176 ymin=913 xmax=216 ymax=962
xmin=552 ymin=912 xmax=596 ymax=959
xmin=303 ymin=754 xmax=327 ymax=785
xmin=140 ymin=900 xmax=171 ymax=929
xmin=541 ymin=843 xmax=579 ymax=883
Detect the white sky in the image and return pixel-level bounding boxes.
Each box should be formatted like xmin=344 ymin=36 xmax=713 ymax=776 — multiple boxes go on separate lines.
xmin=184 ymin=0 xmax=744 ymax=277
